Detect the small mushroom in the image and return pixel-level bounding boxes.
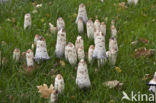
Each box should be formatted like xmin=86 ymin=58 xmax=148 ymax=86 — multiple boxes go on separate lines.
xmin=94 ymin=19 xmax=101 ymax=31
xmin=76 ymin=59 xmax=91 ymax=89
xmin=77 ymin=47 xmax=85 ymax=60
xmin=13 ymin=48 xmax=20 ymax=62
xmin=75 ymin=3 xmax=88 ymax=24
xmin=88 ymin=45 xmax=94 ymax=63
xmin=55 ymin=29 xmax=66 ymax=58
xmin=50 ymin=90 xmax=58 ymax=103
xmin=65 ymin=42 xmax=77 ymax=65
xmin=93 ymin=32 xmax=107 ymax=66
xmin=49 ymin=23 xmax=57 ymax=34
xmin=57 ymin=17 xmax=65 ymax=31
xmin=128 ymin=0 xmax=139 ymax=5
xmin=26 ymin=49 xmax=34 ymax=68
xmin=77 ymin=17 xmax=84 ymax=34
xmin=24 ymin=13 xmax=31 ymax=29
xmin=100 ymin=22 xmax=106 ymax=36
xmin=34 ymin=36 xmax=50 ymax=64
xmin=86 ymin=19 xmax=94 ymax=39
xmin=111 ymin=25 xmax=117 ymax=38
xmin=54 ymin=74 xmax=65 ymax=94
xmin=75 ymin=35 xmax=84 ymax=51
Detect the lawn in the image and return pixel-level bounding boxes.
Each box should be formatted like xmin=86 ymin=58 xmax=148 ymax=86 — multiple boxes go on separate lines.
xmin=0 ymin=0 xmax=156 ymax=103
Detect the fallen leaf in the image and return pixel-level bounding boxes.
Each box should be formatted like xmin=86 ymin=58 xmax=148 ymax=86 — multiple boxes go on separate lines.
xmin=104 ymin=80 xmax=123 ymax=89
xmin=59 ymin=60 xmax=65 ymax=67
xmin=115 ymin=67 xmax=122 ymax=73
xmin=134 ymin=47 xmax=155 ymax=58
xmin=37 ymin=84 xmax=54 ymax=98
xmin=118 ymin=2 xmax=126 ymax=8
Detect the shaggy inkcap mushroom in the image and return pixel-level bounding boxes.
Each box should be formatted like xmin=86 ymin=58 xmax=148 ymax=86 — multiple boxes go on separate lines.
xmin=34 ymin=36 xmax=50 ymax=64
xmin=128 ymin=0 xmax=139 ymax=5
xmin=34 ymin=34 xmax=40 ymax=45
xmin=86 ymin=19 xmax=94 ymax=39
xmin=77 ymin=17 xmax=84 ymax=34
xmin=24 ymin=13 xmax=31 ymax=29
xmin=149 ymin=72 xmax=156 ymax=93
xmin=75 ymin=35 xmax=84 ymax=51
xmin=55 ymin=29 xmax=66 ymax=58
xmin=50 ymin=90 xmax=58 ymax=103
xmin=26 ymin=49 xmax=34 ymax=68
xmin=76 ymin=59 xmax=91 ymax=89
xmin=75 ymin=3 xmax=88 ymax=24
xmin=77 ymin=47 xmax=85 ymax=60
xmin=54 ymin=74 xmax=65 ymax=94
xmin=100 ymin=22 xmax=106 ymax=36
xmin=111 ymin=25 xmax=117 ymax=38
xmin=93 ymin=32 xmax=107 ymax=66
xmin=88 ymin=45 xmax=94 ymax=63
xmin=94 ymin=19 xmax=101 ymax=31
xmin=49 ymin=23 xmax=57 ymax=34
xmin=57 ymin=17 xmax=65 ymax=31
xmin=65 ymin=42 xmax=77 ymax=65
xmin=13 ymin=48 xmax=20 ymax=62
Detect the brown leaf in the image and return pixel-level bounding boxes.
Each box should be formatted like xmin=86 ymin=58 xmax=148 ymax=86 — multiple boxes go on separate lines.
xmin=134 ymin=47 xmax=155 ymax=58
xmin=118 ymin=2 xmax=126 ymax=8
xmin=104 ymin=80 xmax=123 ymax=89
xmin=37 ymin=84 xmax=54 ymax=98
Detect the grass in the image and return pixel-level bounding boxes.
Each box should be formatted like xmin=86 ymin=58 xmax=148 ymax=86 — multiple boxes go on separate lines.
xmin=0 ymin=0 xmax=156 ymax=102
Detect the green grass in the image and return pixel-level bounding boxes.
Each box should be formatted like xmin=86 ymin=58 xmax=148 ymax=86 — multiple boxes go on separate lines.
xmin=0 ymin=0 xmax=156 ymax=102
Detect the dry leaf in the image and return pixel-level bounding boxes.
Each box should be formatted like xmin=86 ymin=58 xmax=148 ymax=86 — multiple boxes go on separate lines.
xmin=115 ymin=67 xmax=122 ymax=73
xmin=118 ymin=2 xmax=126 ymax=8
xmin=37 ymin=84 xmax=54 ymax=98
xmin=59 ymin=60 xmax=65 ymax=67
xmin=104 ymin=80 xmax=123 ymax=89
xmin=134 ymin=47 xmax=155 ymax=58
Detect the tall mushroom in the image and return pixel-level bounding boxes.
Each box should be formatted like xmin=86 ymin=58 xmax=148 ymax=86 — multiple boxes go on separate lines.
xmin=86 ymin=19 xmax=94 ymax=39
xmin=76 ymin=59 xmax=91 ymax=89
xmin=88 ymin=45 xmax=94 ymax=63
xmin=94 ymin=19 xmax=100 ymax=31
xmin=75 ymin=35 xmax=84 ymax=51
xmin=54 ymin=74 xmax=65 ymax=94
xmin=100 ymin=22 xmax=106 ymax=36
xmin=57 ymin=17 xmax=65 ymax=31
xmin=24 ymin=13 xmax=31 ymax=29
xmin=55 ymin=29 xmax=66 ymax=58
xmin=65 ymin=42 xmax=77 ymax=65
xmin=107 ymin=37 xmax=118 ymax=65
xmin=34 ymin=36 xmax=50 ymax=64
xmin=13 ymin=48 xmax=20 ymax=62
xmin=93 ymin=32 xmax=107 ymax=66
xmin=75 ymin=3 xmax=88 ymax=24
xmin=34 ymin=34 xmax=40 ymax=45
xmin=77 ymin=17 xmax=84 ymax=34
xmin=26 ymin=49 xmax=34 ymax=71
xmin=77 ymin=47 xmax=85 ymax=60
